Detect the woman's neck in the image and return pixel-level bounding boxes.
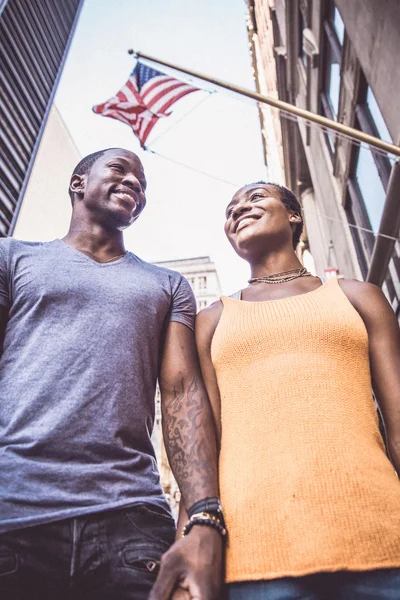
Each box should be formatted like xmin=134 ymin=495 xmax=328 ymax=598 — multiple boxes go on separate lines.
xmin=249 ymin=250 xmax=303 ymax=279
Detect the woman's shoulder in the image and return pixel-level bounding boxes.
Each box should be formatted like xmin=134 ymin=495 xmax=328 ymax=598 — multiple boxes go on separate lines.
xmin=195 ymin=299 xmax=224 ymax=348
xmin=337 ymin=278 xmax=386 ymax=304
xmin=338 ymin=277 xmax=378 ymax=293
xmin=196 ymin=299 xmax=224 ymax=327
xmin=337 ymin=278 xmax=396 ymax=328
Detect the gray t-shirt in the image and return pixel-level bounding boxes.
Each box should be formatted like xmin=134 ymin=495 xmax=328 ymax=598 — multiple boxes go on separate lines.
xmin=0 ymin=238 xmax=196 ymax=533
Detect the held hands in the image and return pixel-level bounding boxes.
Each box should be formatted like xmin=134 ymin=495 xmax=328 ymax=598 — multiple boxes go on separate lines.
xmin=171 ymin=591 xmax=191 ymax=600
xmin=148 ymin=526 xmax=223 ymax=600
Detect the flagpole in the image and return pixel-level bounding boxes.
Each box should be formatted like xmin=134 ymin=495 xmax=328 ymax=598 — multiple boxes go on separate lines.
xmin=128 ymin=49 xmax=400 ymax=158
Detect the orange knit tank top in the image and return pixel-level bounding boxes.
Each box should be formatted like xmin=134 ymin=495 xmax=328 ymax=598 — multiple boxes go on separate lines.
xmin=211 ymin=278 xmax=400 ymax=583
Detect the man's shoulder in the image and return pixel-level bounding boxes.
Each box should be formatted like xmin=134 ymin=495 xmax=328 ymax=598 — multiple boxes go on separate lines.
xmin=0 ymin=237 xmax=49 ymax=249
xmin=0 ymin=237 xmax=48 ymax=258
xmin=132 ymin=256 xmax=185 ymax=283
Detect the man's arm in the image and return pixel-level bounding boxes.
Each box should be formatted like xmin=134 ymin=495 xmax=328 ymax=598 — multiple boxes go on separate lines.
xmin=195 ymin=303 xmax=223 ymax=449
xmin=159 ymin=321 xmax=218 ymax=507
xmin=339 ymin=279 xmax=400 ymax=473
xmin=150 ymin=320 xmax=222 ymax=600
xmin=172 ymin=301 xmax=223 ymax=543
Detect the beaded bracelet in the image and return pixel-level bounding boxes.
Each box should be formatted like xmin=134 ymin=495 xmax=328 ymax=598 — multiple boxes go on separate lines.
xmin=182 ymin=511 xmax=227 ymax=539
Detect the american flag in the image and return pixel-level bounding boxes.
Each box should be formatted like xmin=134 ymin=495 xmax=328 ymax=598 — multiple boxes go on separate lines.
xmin=92 ymin=61 xmax=200 ymax=148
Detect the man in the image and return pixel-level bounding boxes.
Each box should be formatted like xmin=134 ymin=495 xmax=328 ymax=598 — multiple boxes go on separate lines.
xmin=0 ymin=148 xmax=222 ymax=599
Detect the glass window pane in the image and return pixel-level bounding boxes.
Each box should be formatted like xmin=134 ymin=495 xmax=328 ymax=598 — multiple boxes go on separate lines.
xmin=299 ymin=8 xmax=307 ymax=67
xmin=367 ymin=88 xmax=392 ymax=142
xmin=328 ymin=62 xmax=341 ymax=118
xmin=334 ymin=8 xmax=345 ymax=45
xmin=325 ymin=130 xmax=335 ymax=154
xmin=356 ymin=148 xmax=386 ymax=232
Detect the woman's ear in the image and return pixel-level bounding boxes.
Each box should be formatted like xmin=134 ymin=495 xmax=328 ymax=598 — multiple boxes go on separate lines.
xmin=289 ymin=211 xmax=302 ymax=223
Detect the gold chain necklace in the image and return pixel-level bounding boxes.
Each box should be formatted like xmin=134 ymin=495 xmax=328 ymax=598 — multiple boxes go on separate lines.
xmin=103 ymin=252 xmax=127 ymax=264
xmin=248 ymin=267 xmax=312 ymax=284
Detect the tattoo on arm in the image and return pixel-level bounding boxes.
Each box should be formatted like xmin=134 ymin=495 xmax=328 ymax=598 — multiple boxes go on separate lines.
xmin=162 ymin=376 xmax=216 ymax=507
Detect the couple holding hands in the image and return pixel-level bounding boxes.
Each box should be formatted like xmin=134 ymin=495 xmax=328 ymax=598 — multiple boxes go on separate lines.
xmin=0 ymin=148 xmax=399 ymax=600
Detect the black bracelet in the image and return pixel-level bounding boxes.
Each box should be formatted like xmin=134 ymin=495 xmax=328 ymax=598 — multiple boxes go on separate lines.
xmin=188 ymin=496 xmax=222 ymax=518
xmin=182 ymin=516 xmax=227 ymax=539
xmin=187 ymin=497 xmax=226 ymax=531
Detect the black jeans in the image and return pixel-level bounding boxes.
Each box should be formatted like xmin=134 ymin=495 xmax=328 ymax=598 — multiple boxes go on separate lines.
xmin=0 ymin=504 xmax=176 ymax=600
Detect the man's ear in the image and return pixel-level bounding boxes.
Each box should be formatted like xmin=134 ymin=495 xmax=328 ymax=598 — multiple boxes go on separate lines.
xmin=69 ymin=174 xmax=85 ymax=200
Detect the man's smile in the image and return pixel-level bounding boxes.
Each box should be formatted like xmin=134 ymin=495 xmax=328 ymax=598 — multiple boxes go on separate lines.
xmin=111 ymin=189 xmax=139 ymax=210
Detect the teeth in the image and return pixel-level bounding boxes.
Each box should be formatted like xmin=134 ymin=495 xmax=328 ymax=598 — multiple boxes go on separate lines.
xmin=237 ymin=217 xmax=256 ymax=232
xmin=114 ymin=192 xmax=134 ymax=202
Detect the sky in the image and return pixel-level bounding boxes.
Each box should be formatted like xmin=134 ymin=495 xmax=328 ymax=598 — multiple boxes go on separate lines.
xmin=55 ymin=0 xmax=268 ymax=293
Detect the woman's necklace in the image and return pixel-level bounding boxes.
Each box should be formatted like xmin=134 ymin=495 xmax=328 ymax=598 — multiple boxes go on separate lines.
xmin=248 ymin=267 xmax=312 ymax=284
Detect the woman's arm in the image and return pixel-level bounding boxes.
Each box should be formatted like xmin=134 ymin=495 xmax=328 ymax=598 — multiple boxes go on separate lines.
xmin=339 ymin=280 xmax=400 ymax=472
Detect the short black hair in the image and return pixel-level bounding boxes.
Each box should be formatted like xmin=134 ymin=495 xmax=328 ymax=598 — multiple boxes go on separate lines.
xmin=68 ymin=148 xmax=121 ymax=203
xmin=254 ymin=181 xmax=304 ymax=248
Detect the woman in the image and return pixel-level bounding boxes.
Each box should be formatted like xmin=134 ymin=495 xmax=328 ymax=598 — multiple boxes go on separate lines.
xmin=195 ymin=182 xmax=400 ymax=599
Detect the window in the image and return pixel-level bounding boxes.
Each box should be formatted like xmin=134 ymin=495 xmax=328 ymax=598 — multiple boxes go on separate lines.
xmin=320 ymin=4 xmax=345 ymax=157
xmin=198 ymin=276 xmax=207 ymax=290
xmin=354 ymin=75 xmax=392 ymax=230
xmin=333 ymin=8 xmax=344 ymax=45
xmin=366 ymin=88 xmax=391 ymax=143
xmin=346 ymin=72 xmax=393 ymax=275
xmin=321 ymin=6 xmax=343 ymax=121
xmin=354 ymin=146 xmax=386 ymax=233
xmin=298 ymin=1 xmax=309 ymax=68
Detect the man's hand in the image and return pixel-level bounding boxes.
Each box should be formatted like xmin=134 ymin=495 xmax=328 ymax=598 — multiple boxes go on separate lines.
xmin=171 ymin=591 xmax=190 ymax=600
xmin=149 ymin=527 xmax=223 ymax=600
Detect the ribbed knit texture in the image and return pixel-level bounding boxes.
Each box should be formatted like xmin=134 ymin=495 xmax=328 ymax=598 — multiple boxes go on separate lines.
xmin=211 ymin=278 xmax=400 ymax=583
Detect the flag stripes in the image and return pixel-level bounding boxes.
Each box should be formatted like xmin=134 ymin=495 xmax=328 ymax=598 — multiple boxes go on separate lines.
xmin=93 ymin=61 xmax=200 ymax=147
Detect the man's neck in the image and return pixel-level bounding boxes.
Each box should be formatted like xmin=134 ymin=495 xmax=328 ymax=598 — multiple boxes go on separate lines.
xmin=63 ymin=221 xmax=126 ymax=262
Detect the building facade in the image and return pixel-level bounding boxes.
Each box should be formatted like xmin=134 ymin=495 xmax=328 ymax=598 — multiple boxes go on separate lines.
xmin=154 ymin=256 xmax=223 ymax=312
xmin=13 ymin=104 xmax=80 ymax=241
xmin=151 ymin=256 xmax=222 ymax=514
xmin=246 ymin=0 xmax=400 ymax=316
xmin=0 ymin=0 xmax=83 ymax=237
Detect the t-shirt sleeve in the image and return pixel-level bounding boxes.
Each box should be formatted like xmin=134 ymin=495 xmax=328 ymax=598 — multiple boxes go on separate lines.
xmin=0 ymin=240 xmax=10 ymax=308
xmin=169 ymin=275 xmax=196 ymax=331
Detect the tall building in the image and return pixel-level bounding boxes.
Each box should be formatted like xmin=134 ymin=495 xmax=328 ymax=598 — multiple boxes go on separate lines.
xmin=0 ymin=0 xmax=83 ymax=237
xmin=246 ymin=0 xmax=400 ymax=316
xmin=151 ymin=256 xmax=222 ymax=515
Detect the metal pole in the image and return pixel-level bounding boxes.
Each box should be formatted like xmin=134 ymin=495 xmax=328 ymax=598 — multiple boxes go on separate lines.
xmin=129 ymin=49 xmax=400 ymax=158
xmin=366 ymin=159 xmax=400 ymax=286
